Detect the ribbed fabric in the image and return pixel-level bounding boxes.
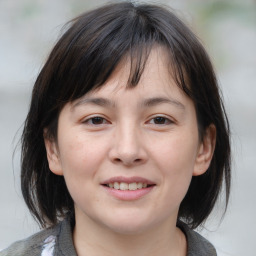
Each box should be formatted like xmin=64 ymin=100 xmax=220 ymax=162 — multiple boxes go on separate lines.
xmin=0 ymin=218 xmax=216 ymax=256
xmin=177 ymin=221 xmax=217 ymax=256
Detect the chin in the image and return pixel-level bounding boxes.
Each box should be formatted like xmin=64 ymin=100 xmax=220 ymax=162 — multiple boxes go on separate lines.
xmin=101 ymin=214 xmax=155 ymax=235
xmin=106 ymin=222 xmax=150 ymax=235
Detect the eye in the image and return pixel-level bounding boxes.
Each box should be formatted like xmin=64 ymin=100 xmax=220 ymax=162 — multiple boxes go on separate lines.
xmin=148 ymin=116 xmax=173 ymax=125
xmin=83 ymin=116 xmax=109 ymax=125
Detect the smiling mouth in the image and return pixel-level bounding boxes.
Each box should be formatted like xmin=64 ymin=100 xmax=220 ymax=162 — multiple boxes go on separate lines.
xmin=103 ymin=182 xmax=155 ymax=191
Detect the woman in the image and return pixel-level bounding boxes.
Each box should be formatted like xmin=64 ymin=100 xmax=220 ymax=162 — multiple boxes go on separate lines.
xmin=1 ymin=2 xmax=231 ymax=255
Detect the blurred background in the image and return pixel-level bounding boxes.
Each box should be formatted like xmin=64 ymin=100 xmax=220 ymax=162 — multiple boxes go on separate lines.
xmin=0 ymin=0 xmax=255 ymax=255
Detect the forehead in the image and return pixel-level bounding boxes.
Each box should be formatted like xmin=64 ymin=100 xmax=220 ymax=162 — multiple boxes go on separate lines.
xmin=71 ymin=47 xmax=191 ymax=110
xmin=87 ymin=47 xmax=181 ymax=97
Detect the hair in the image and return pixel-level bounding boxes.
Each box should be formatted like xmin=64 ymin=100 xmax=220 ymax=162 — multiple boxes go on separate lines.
xmin=21 ymin=1 xmax=231 ymax=229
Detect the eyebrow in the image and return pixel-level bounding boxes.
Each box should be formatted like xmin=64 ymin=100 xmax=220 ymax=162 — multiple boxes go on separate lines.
xmin=72 ymin=96 xmax=185 ymax=110
xmin=72 ymin=97 xmax=115 ymax=110
xmin=141 ymin=97 xmax=185 ymax=110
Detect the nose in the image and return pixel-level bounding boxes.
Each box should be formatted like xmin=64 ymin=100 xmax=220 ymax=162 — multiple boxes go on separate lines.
xmin=108 ymin=124 xmax=148 ymax=166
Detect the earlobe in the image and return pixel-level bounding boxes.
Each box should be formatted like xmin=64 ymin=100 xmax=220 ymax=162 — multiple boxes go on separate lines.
xmin=44 ymin=134 xmax=63 ymax=176
xmin=193 ymin=124 xmax=216 ymax=176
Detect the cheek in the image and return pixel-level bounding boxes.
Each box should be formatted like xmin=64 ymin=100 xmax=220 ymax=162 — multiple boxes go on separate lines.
xmin=58 ymin=136 xmax=106 ymax=205
xmin=59 ymin=134 xmax=106 ymax=174
xmin=150 ymin=131 xmax=198 ymax=173
xmin=149 ymin=132 xmax=198 ymax=201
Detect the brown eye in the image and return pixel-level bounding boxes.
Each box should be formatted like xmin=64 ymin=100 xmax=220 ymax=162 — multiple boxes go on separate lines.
xmin=153 ymin=117 xmax=166 ymax=124
xmin=150 ymin=116 xmax=172 ymax=125
xmin=91 ymin=117 xmax=105 ymax=124
xmin=83 ymin=116 xmax=109 ymax=125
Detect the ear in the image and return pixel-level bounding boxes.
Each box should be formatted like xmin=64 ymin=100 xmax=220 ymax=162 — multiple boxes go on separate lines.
xmin=44 ymin=131 xmax=63 ymax=176
xmin=193 ymin=124 xmax=216 ymax=176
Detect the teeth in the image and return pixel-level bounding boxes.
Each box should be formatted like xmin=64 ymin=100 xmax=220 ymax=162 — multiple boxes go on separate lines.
xmin=120 ymin=182 xmax=128 ymax=190
xmin=137 ymin=182 xmax=143 ymax=189
xmin=114 ymin=182 xmax=120 ymax=189
xmin=107 ymin=182 xmax=150 ymax=190
xmin=129 ymin=182 xmax=137 ymax=191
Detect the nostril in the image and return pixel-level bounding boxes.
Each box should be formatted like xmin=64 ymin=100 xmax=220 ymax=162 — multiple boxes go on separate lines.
xmin=113 ymin=157 xmax=142 ymax=166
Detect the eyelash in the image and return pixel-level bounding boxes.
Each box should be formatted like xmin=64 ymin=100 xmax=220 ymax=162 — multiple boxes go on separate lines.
xmin=82 ymin=115 xmax=173 ymax=126
xmin=82 ymin=116 xmax=110 ymax=125
xmin=147 ymin=116 xmax=173 ymax=125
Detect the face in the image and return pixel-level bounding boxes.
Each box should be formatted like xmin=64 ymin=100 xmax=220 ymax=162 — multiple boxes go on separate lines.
xmin=45 ymin=47 xmax=215 ymax=235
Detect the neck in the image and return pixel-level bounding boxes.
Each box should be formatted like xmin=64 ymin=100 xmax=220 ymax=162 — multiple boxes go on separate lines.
xmin=73 ymin=213 xmax=187 ymax=256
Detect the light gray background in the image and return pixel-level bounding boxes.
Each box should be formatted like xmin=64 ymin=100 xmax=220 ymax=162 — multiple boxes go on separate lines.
xmin=1 ymin=0 xmax=256 ymax=255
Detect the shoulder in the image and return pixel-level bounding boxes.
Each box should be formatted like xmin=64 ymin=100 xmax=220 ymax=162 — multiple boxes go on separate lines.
xmin=177 ymin=221 xmax=217 ymax=256
xmin=0 ymin=225 xmax=59 ymax=256
xmin=0 ymin=218 xmax=76 ymax=256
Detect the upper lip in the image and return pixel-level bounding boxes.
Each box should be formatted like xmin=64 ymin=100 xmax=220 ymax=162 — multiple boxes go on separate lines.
xmin=101 ymin=176 xmax=155 ymax=185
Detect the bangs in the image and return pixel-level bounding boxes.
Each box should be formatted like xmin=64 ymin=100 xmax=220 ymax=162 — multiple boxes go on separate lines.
xmin=53 ymin=11 xmax=157 ymax=102
xmin=47 ymin=3 xmax=191 ymax=105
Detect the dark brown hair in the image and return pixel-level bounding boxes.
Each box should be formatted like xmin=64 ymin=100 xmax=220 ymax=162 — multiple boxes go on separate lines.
xmin=21 ymin=1 xmax=231 ymax=229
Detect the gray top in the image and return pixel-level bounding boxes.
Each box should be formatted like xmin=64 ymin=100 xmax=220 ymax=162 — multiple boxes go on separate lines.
xmin=0 ymin=218 xmax=217 ymax=256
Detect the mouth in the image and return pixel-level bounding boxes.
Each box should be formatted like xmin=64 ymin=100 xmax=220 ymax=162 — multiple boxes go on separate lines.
xmin=101 ymin=177 xmax=156 ymax=201
xmin=103 ymin=182 xmax=155 ymax=191
xmin=101 ymin=176 xmax=156 ymax=191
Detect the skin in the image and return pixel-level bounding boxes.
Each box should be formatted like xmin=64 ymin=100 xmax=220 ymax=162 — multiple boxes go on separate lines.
xmin=45 ymin=47 xmax=216 ymax=256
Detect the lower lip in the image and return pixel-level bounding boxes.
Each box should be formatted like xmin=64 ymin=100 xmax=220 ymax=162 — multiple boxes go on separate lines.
xmin=102 ymin=186 xmax=155 ymax=201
